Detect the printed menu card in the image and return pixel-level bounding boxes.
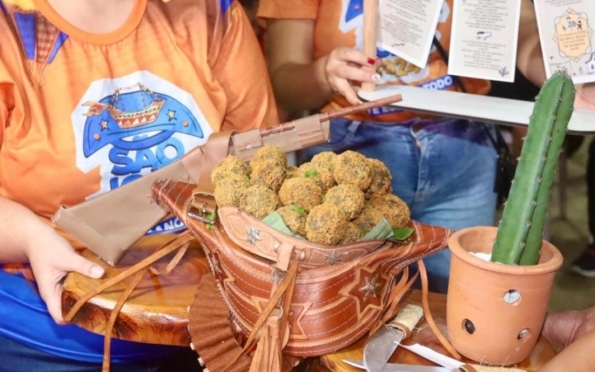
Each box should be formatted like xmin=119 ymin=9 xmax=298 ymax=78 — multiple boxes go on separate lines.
xmin=377 ymin=0 xmax=444 ymax=68
xmin=448 ymin=0 xmax=522 ymax=82
xmin=534 ymin=0 xmax=595 ymax=84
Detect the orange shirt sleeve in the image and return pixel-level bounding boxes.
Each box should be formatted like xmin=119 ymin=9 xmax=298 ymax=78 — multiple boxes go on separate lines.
xmin=212 ymin=2 xmax=279 ymax=132
xmin=257 ymin=0 xmax=319 ymax=20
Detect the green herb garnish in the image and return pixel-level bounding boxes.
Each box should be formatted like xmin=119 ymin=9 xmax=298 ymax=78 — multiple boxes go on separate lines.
xmin=205 ymin=210 xmax=217 ymax=221
xmin=289 ymin=204 xmax=305 ymax=216
xmin=391 ymin=227 xmax=414 ymax=241
xmin=304 ymin=169 xmax=319 ymax=178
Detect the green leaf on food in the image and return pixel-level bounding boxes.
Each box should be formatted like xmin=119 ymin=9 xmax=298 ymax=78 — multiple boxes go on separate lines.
xmin=289 ymin=204 xmax=305 ymax=216
xmin=205 ymin=210 xmax=217 ymax=221
xmin=304 ymin=169 xmax=319 ymax=178
xmin=391 ymin=227 xmax=414 ymax=241
xmin=244 ymin=174 xmax=250 ymax=180
xmin=206 ymin=224 xmax=215 ymax=230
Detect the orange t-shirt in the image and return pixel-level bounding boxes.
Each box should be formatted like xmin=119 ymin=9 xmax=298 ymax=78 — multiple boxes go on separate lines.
xmin=258 ymin=0 xmax=490 ymax=122
xmin=0 ymin=0 xmax=278 ymax=248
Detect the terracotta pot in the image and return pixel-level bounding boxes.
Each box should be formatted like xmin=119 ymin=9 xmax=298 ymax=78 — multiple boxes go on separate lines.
xmin=446 ymin=226 xmax=563 ymax=365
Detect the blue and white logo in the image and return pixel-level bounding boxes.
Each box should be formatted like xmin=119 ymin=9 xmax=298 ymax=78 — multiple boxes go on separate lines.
xmin=72 ymin=71 xmax=213 ymax=199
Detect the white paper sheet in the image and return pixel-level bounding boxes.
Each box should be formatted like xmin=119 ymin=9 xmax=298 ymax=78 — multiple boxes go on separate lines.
xmin=448 ymin=0 xmax=522 ymax=82
xmin=377 ymin=0 xmax=444 ymax=68
xmin=534 ymin=0 xmax=595 ymax=84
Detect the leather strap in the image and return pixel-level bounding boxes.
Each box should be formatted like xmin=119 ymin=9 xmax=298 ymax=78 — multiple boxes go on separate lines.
xmin=64 ymin=231 xmax=195 ymax=322
xmin=418 ymin=260 xmax=462 ymax=360
xmin=102 ymin=269 xmax=147 ymax=372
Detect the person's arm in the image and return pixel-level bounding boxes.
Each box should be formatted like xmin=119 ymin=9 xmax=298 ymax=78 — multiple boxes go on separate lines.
xmin=209 ymin=1 xmax=279 ymax=131
xmin=540 ymin=306 xmax=595 ymax=371
xmin=265 ymin=19 xmax=378 ymax=113
xmin=517 ymin=0 xmax=547 ymax=86
xmin=0 ymin=45 xmax=104 ymax=324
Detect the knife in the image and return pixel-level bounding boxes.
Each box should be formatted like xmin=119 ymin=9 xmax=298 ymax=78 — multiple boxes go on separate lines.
xmin=363 ymin=304 xmax=424 ymax=372
xmin=343 ymin=359 xmax=449 ymax=372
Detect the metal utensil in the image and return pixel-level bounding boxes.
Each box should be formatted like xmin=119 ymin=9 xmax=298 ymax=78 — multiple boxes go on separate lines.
xmin=343 ymin=358 xmax=450 ymax=372
xmin=363 ymin=304 xmax=424 ymax=372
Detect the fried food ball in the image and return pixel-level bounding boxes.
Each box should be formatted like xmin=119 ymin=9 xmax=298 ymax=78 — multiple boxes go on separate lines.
xmin=286 ymin=166 xmax=301 ymax=179
xmin=276 ymin=205 xmax=308 ymax=236
xmin=311 ymin=151 xmax=337 ymax=172
xmin=333 ymin=150 xmax=372 ymax=191
xmin=250 ymin=145 xmax=287 ymax=168
xmin=324 ymin=184 xmax=365 ymax=220
xmin=211 ymin=156 xmax=250 ymax=188
xmin=278 ymin=177 xmax=323 ymax=212
xmin=298 ymin=162 xmax=335 ymax=193
xmin=212 ymin=171 xmax=250 ymax=194
xmin=214 ymin=183 xmax=247 ymax=207
xmin=250 ymin=163 xmax=286 ymax=192
xmin=240 ymin=185 xmax=280 ymax=220
xmin=339 ymin=222 xmax=364 ymax=244
xmin=305 ymin=204 xmax=348 ymax=245
xmin=365 ymin=158 xmax=393 ymax=198
xmin=353 ymin=206 xmax=386 ymax=233
xmin=368 ymin=194 xmax=411 ymax=228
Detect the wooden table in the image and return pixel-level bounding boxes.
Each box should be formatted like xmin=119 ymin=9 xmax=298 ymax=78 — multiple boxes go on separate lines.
xmin=62 ymin=239 xmax=556 ymax=371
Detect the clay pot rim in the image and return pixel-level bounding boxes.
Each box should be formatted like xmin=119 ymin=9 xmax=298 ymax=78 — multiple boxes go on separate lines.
xmin=448 ymin=226 xmax=563 ymax=275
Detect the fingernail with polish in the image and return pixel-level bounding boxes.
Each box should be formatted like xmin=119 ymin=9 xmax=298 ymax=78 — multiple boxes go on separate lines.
xmin=372 ymin=74 xmax=381 ymax=82
xmin=368 ymin=58 xmax=375 ymax=65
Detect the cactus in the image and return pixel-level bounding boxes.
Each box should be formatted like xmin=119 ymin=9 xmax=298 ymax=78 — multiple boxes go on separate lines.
xmin=491 ymin=72 xmax=575 ymax=265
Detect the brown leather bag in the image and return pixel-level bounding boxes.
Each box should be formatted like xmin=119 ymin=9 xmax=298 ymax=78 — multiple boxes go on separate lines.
xmin=150 ymin=179 xmax=453 ymax=371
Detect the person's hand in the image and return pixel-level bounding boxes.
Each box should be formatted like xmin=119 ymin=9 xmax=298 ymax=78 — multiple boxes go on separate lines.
xmin=575 ymin=83 xmax=595 ymax=110
xmin=542 ymin=306 xmax=595 ymax=351
xmin=322 ymin=47 xmax=380 ymax=105
xmin=26 ymin=224 xmax=105 ymax=324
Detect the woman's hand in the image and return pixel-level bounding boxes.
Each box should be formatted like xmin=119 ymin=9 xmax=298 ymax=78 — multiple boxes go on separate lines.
xmin=575 ymin=83 xmax=595 ymax=110
xmin=26 ymin=225 xmax=105 ymax=324
xmin=322 ymin=47 xmax=380 ymax=105
xmin=542 ymin=306 xmax=595 ymax=351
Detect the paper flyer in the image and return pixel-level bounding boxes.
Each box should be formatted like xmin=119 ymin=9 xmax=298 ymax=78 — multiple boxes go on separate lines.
xmin=377 ymin=0 xmax=444 ymax=69
xmin=447 ymin=0 xmax=522 ymax=82
xmin=534 ymin=0 xmax=595 ymax=84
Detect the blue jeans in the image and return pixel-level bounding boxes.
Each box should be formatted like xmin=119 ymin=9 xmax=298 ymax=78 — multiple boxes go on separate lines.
xmin=299 ymin=117 xmax=498 ymax=293
xmin=0 ymin=334 xmax=202 ymax=372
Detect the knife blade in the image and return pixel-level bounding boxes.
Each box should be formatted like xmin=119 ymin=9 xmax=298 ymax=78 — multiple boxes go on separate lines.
xmin=363 ymin=304 xmax=424 ymax=372
xmin=343 ymin=359 xmax=450 ymax=372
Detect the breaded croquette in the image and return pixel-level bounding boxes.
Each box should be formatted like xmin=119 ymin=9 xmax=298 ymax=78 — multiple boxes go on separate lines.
xmin=250 ymin=145 xmax=287 ymax=168
xmin=276 ymin=205 xmax=308 ymax=236
xmin=298 ymin=162 xmax=335 ymax=193
xmin=211 ymin=156 xmax=250 ymax=188
xmin=366 ymin=158 xmax=393 ymax=198
xmin=333 ymin=150 xmax=372 ymax=191
xmin=214 ymin=184 xmax=246 ymax=207
xmin=250 ymin=163 xmax=286 ymax=192
xmin=367 ymin=194 xmax=411 ymax=228
xmin=311 ymin=151 xmax=337 ymax=172
xmin=353 ymin=206 xmax=385 ymax=233
xmin=305 ymin=204 xmax=348 ymax=245
xmin=324 ymin=184 xmax=365 ymax=220
xmin=278 ymin=177 xmax=322 ymax=212
xmin=285 ymin=166 xmax=301 ymax=179
xmin=339 ymin=222 xmax=364 ymax=244
xmin=240 ymin=185 xmax=280 ymax=219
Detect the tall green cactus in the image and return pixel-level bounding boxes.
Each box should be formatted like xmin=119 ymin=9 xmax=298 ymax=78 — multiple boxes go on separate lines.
xmin=491 ymin=72 xmax=575 ymax=266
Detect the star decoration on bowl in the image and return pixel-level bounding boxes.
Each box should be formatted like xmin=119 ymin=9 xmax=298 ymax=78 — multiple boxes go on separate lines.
xmin=246 ymin=226 xmax=261 ymax=245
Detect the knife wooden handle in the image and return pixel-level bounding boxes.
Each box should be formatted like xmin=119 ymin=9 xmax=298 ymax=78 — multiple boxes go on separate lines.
xmin=386 ymin=304 xmax=424 ymax=339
